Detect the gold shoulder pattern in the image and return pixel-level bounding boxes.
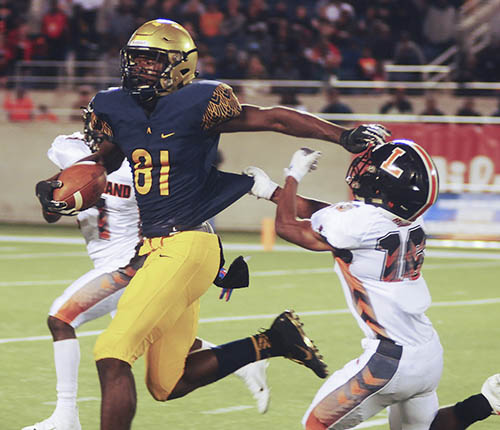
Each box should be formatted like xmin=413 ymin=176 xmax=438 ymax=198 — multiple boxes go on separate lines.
xmin=90 ymin=111 xmax=114 ymax=138
xmin=202 ymin=83 xmax=242 ymax=131
xmin=89 ymin=106 xmax=113 ymax=139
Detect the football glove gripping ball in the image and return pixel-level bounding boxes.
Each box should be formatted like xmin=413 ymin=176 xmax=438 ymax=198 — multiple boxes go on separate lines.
xmin=284 ymin=148 xmax=322 ymax=183
xmin=340 ymin=124 xmax=391 ymax=153
xmin=243 ymin=166 xmax=278 ymax=200
xmin=35 ymin=180 xmax=79 ymax=216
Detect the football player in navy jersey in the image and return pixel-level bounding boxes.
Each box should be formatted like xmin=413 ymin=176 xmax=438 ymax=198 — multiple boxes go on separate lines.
xmin=36 ymin=19 xmax=391 ymax=429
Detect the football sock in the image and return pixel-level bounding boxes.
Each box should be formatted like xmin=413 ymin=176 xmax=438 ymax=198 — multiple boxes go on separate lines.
xmin=212 ymin=330 xmax=282 ymax=379
xmin=454 ymin=394 xmax=493 ymax=427
xmin=53 ymin=339 xmax=80 ymax=413
xmin=212 ymin=338 xmax=256 ymax=379
xmin=251 ymin=329 xmax=284 ymax=360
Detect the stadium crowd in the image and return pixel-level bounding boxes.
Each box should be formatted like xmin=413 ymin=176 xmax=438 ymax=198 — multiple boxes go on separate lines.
xmin=2 ymin=0 xmax=499 ymax=86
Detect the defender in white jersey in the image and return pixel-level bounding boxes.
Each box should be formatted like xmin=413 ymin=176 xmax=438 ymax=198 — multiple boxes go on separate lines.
xmin=246 ymin=140 xmax=443 ymax=430
xmin=24 ymin=133 xmax=270 ymax=430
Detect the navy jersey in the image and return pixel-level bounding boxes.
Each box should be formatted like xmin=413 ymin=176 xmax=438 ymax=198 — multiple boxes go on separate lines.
xmin=91 ymin=80 xmax=253 ymax=237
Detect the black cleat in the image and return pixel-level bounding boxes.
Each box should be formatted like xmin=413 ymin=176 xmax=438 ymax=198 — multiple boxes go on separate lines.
xmin=268 ymin=310 xmax=328 ymax=379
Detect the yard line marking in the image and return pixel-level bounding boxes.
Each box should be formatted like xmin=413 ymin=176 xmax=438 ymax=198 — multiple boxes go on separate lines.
xmin=426 ymin=250 xmax=500 ymax=260
xmin=1 ymin=298 xmax=499 ymax=344
xmin=1 ymin=260 xmax=499 ymax=287
xmin=0 ymin=235 xmax=85 ymax=244
xmin=0 ymin=251 xmax=88 ymax=259
xmin=43 ymin=397 xmax=99 ymax=405
xmin=0 ymin=246 xmax=18 ymax=251
xmin=201 ymin=405 xmax=254 ymax=414
xmin=2 ymin=235 xmax=500 ymax=258
xmin=0 ymin=330 xmax=103 ymax=343
xmin=2 ymin=249 xmax=500 ymax=263
xmin=0 ymin=280 xmax=74 ymax=287
xmin=5 ymin=250 xmax=498 ymax=261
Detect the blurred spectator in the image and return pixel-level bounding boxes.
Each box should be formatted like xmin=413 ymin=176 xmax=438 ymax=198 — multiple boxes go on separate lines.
xmin=217 ymin=43 xmax=247 ymax=79
xmin=379 ymin=88 xmax=413 ymax=114
xmin=338 ymin=38 xmax=362 ymax=81
xmin=198 ymin=54 xmax=217 ymax=79
xmin=421 ymin=0 xmax=458 ymax=61
xmin=369 ymin=21 xmax=395 ymax=63
xmin=181 ymin=0 xmax=205 ymax=34
xmin=244 ymin=0 xmax=269 ymax=50
xmin=35 ymin=104 xmax=59 ymax=122
xmin=304 ymin=35 xmax=342 ymax=80
xmin=220 ymin=0 xmax=246 ymax=45
xmin=41 ymin=0 xmax=69 ymax=63
xmin=267 ymin=0 xmax=289 ymax=37
xmin=321 ymin=87 xmax=353 ymax=114
xmin=455 ymin=98 xmax=481 ymax=116
xmin=317 ymin=0 xmax=355 ymax=25
xmin=290 ymin=5 xmax=316 ymax=39
xmin=420 ymin=95 xmax=445 ymax=116
xmin=4 ymin=87 xmax=34 ymax=121
xmin=245 ymin=53 xmax=268 ymax=79
xmin=104 ymin=0 xmax=137 ymax=53
xmin=358 ymin=47 xmax=377 ymax=80
xmin=0 ymin=0 xmax=13 ymax=36
xmin=392 ymin=31 xmax=426 ymax=82
xmin=269 ymin=53 xmax=301 ymax=81
xmin=157 ymin=0 xmax=182 ymax=23
xmin=70 ymin=85 xmax=93 ymax=121
xmin=278 ymin=89 xmax=307 ymax=112
xmin=320 ymin=87 xmax=352 ymax=125
xmin=387 ymin=0 xmax=421 ymax=43
xmin=0 ymin=32 xmax=13 ymax=82
xmin=8 ymin=21 xmax=33 ymax=62
xmin=199 ymin=1 xmax=224 ymax=40
xmin=72 ymin=5 xmax=100 ymax=76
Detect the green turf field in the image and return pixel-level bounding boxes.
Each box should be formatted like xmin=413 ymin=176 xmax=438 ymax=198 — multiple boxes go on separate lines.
xmin=1 ymin=224 xmax=499 ymax=429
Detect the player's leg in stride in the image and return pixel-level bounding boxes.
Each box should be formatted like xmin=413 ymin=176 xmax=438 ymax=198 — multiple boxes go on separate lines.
xmin=167 ymin=310 xmax=327 ymax=401
xmin=21 ymin=264 xmax=142 ymax=430
xmin=21 ymin=316 xmax=81 ymax=430
xmin=191 ymin=339 xmax=271 ymax=413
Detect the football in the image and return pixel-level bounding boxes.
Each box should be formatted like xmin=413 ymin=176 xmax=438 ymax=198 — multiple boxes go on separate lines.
xmin=53 ymin=161 xmax=107 ymax=211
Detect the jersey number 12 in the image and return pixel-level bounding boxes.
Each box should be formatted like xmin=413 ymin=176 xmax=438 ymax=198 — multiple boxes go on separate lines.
xmin=376 ymin=226 xmax=425 ymax=282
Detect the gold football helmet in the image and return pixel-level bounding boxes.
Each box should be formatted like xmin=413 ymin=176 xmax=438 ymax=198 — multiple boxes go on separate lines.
xmin=121 ymin=19 xmax=198 ymax=100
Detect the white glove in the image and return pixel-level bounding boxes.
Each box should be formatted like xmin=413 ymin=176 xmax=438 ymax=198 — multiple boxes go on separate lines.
xmin=284 ymin=148 xmax=322 ymax=182
xmin=243 ymin=166 xmax=278 ymax=200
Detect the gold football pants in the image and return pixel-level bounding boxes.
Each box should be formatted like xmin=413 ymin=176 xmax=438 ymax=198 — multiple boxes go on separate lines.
xmin=94 ymin=231 xmax=221 ymax=400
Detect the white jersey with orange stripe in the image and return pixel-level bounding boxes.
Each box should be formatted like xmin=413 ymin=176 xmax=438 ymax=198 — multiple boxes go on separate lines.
xmin=310 ymin=200 xmax=436 ymax=346
xmin=48 ymin=132 xmax=141 ymax=269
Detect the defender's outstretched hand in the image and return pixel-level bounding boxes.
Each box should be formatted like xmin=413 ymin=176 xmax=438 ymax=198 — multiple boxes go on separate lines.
xmin=244 ymin=166 xmax=278 ymax=200
xmin=284 ymin=148 xmax=322 ymax=182
xmin=339 ymin=124 xmax=391 ymax=153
